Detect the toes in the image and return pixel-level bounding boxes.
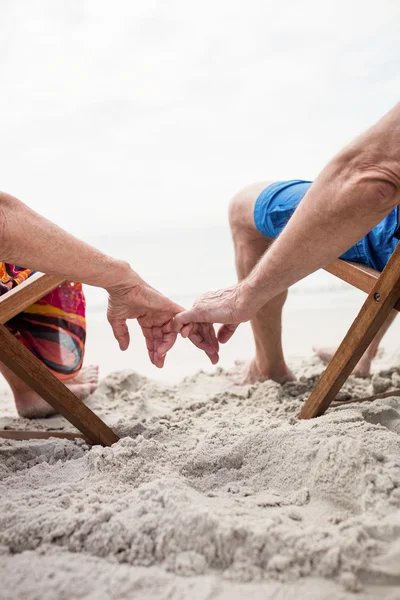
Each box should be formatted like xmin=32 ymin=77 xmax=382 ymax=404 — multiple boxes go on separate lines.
xmin=232 ymin=372 xmax=246 ymax=386
xmin=67 ymin=382 xmax=98 ymax=401
xmin=227 ymin=360 xmax=245 ymax=375
xmin=74 ymin=365 xmax=100 ymax=385
xmin=87 ymin=365 xmax=99 ymax=383
xmin=228 ymin=360 xmax=251 ymax=384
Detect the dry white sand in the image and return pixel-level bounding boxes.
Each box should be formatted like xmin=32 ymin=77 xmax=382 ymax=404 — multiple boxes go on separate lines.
xmin=1 ymin=356 xmax=400 ymax=599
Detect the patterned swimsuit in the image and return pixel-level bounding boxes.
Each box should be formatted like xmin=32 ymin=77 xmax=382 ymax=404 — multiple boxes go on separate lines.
xmin=0 ymin=264 xmax=86 ymax=380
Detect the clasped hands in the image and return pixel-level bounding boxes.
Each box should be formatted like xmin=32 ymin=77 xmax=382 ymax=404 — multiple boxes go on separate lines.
xmin=106 ymin=274 xmax=255 ymax=367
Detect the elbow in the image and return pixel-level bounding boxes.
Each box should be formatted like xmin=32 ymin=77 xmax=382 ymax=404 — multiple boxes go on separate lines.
xmin=351 ymin=173 xmax=398 ymax=216
xmin=330 ymin=151 xmax=399 ymax=217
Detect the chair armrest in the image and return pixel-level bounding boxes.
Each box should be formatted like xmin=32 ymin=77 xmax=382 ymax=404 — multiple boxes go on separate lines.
xmin=0 ymin=272 xmax=66 ymax=324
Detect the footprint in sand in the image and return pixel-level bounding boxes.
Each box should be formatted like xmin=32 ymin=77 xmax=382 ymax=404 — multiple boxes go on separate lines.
xmin=363 ymin=407 xmax=400 ymax=435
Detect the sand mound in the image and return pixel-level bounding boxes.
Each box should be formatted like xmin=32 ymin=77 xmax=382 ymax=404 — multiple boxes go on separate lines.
xmin=1 ymin=360 xmax=400 ymax=599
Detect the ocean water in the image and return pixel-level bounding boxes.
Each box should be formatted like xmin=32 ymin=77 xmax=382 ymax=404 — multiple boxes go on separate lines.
xmin=83 ymin=224 xmax=359 ymax=314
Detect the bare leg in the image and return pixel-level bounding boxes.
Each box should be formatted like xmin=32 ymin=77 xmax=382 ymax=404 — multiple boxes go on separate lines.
xmin=229 ymin=182 xmax=295 ymax=385
xmin=314 ymin=310 xmax=397 ymax=378
xmin=68 ymin=365 xmax=99 ymax=385
xmin=230 ymin=182 xmax=397 ymax=383
xmin=0 ymin=362 xmax=99 ymax=418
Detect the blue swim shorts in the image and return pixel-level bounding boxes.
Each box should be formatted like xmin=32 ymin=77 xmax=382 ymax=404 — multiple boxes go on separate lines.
xmin=254 ymin=179 xmax=399 ymax=271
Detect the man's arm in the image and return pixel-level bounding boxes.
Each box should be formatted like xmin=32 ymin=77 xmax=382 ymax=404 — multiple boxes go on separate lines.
xmin=0 ymin=192 xmax=219 ymax=364
xmin=173 ymin=102 xmax=400 ymax=341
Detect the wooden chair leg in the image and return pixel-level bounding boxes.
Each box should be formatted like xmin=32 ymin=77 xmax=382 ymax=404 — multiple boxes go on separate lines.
xmin=0 ymin=324 xmax=119 ymax=446
xmin=299 ymin=249 xmax=400 ymax=419
xmin=0 ymin=431 xmax=86 ymax=442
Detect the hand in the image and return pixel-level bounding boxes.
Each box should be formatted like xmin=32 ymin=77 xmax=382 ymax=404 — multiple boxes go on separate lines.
xmin=161 ymin=320 xmax=220 ymax=365
xmin=106 ymin=277 xmax=219 ymax=367
xmin=171 ymin=282 xmax=253 ymax=345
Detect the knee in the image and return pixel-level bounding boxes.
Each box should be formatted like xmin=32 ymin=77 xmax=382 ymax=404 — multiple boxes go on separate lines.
xmin=228 ymin=183 xmax=261 ymax=236
xmin=228 ymin=189 xmax=246 ymax=233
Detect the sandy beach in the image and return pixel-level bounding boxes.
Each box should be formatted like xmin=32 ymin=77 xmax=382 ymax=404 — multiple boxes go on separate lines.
xmin=1 ymin=234 xmax=400 ymax=600
xmin=1 ymin=1 xmax=399 ymax=597
xmin=1 ymin=307 xmax=400 ymax=599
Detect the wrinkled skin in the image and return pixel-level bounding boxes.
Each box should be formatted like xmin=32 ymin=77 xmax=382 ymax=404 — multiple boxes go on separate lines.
xmin=107 ymin=279 xmax=219 ymax=367
xmin=165 ymin=282 xmax=252 ymax=346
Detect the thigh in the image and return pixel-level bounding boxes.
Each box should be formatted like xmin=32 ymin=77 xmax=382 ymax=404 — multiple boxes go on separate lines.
xmin=7 ymin=283 xmax=87 ymax=380
xmin=230 ymin=181 xmax=275 ymax=238
xmin=253 ymin=180 xmax=313 ymax=239
xmin=340 ymin=207 xmax=399 ymax=271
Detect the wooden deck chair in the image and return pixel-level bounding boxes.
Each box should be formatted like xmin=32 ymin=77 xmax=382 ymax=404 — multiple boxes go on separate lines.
xmin=0 ymin=273 xmax=119 ymax=446
xmin=299 ymin=242 xmax=400 ymax=419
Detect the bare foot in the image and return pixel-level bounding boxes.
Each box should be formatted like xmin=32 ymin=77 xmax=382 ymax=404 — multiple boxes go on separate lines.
xmin=231 ymin=359 xmax=296 ymax=385
xmin=14 ymin=366 xmax=99 ymax=419
xmin=313 ymin=346 xmax=372 ymax=378
xmin=68 ymin=364 xmax=99 ymax=385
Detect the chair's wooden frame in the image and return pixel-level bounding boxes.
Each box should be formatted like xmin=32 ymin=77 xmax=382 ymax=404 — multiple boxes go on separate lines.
xmin=299 ymin=242 xmax=400 ymax=419
xmin=3 ymin=257 xmax=396 ymax=434
xmin=0 ymin=274 xmax=119 ymax=446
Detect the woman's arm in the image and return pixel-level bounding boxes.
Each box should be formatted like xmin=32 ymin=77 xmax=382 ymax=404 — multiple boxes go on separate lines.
xmin=0 ymin=192 xmax=219 ymax=364
xmin=0 ymin=191 xmax=132 ymax=288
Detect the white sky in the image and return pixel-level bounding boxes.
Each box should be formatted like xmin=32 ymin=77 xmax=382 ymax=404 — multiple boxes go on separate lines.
xmin=1 ymin=0 xmax=399 ymax=237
